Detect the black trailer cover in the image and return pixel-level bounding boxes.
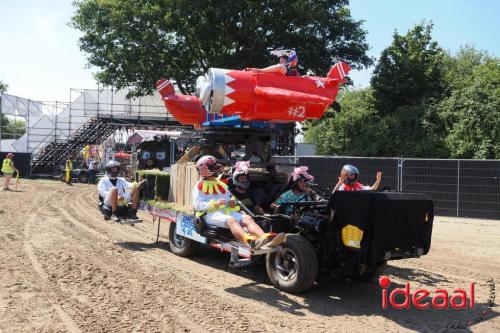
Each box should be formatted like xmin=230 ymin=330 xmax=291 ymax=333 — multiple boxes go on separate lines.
xmin=330 ymin=191 xmax=434 ymax=269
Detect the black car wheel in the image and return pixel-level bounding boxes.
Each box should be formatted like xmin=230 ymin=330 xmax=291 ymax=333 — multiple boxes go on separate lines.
xmin=168 ymin=222 xmax=199 ymax=257
xmin=266 ymin=234 xmax=318 ymax=293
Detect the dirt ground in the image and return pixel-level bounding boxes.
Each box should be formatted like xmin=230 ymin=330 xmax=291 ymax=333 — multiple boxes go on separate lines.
xmin=0 ymin=179 xmax=498 ymax=333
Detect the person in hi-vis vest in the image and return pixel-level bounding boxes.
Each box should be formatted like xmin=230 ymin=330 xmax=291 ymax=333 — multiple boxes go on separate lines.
xmin=65 ymin=158 xmax=73 ymax=185
xmin=2 ymin=153 xmax=19 ymax=191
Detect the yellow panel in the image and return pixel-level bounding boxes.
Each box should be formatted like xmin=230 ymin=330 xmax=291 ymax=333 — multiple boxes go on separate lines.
xmin=341 ymin=224 xmax=364 ymax=249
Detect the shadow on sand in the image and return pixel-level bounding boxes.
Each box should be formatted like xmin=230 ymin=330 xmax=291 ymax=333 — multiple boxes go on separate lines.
xmin=115 ymin=240 xmax=497 ymax=333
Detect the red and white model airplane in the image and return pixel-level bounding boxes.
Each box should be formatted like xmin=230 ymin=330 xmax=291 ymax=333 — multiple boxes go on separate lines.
xmin=156 ymin=62 xmax=350 ymax=126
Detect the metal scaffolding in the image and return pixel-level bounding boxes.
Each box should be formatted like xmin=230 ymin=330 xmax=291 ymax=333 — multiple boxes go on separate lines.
xmin=0 ymin=88 xmax=181 ymax=176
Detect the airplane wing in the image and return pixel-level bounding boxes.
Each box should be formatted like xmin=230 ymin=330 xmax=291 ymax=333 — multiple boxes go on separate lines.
xmin=254 ymin=86 xmax=331 ymax=105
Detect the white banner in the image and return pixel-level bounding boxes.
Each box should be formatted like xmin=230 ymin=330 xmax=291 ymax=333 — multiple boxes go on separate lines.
xmin=1 ymin=94 xmax=43 ymax=117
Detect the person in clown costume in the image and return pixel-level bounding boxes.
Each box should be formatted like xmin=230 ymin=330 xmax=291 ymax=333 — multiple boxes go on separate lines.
xmin=247 ymin=49 xmax=299 ymax=76
xmin=193 ymin=155 xmax=285 ymax=250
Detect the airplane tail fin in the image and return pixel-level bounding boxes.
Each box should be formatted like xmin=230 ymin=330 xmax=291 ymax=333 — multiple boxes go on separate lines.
xmin=156 ymin=79 xmax=175 ymax=97
xmin=327 ymin=62 xmax=351 ymax=81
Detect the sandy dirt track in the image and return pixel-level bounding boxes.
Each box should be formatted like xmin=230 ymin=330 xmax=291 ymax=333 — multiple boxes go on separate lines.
xmin=0 ymin=180 xmax=498 ymax=333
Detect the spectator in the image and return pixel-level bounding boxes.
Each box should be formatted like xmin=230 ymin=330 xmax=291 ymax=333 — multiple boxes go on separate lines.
xmin=88 ymin=159 xmax=98 ymax=184
xmin=2 ymin=153 xmax=19 ymax=191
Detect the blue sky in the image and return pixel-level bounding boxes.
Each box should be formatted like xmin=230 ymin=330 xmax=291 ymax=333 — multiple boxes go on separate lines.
xmin=0 ymin=0 xmax=499 ymax=101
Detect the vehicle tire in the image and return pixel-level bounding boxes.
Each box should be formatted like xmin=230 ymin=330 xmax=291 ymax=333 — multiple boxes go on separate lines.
xmin=266 ymin=234 xmax=318 ymax=293
xmin=168 ymin=222 xmax=199 ymax=257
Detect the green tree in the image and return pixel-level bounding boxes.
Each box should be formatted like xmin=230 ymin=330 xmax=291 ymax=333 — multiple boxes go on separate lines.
xmin=1 ymin=80 xmax=8 ymax=139
xmin=71 ymin=0 xmax=372 ymax=95
xmin=371 ymin=22 xmax=447 ymax=115
xmin=305 ymin=88 xmax=378 ymax=155
xmin=0 ymin=80 xmax=7 ymax=94
xmin=2 ymin=119 xmax=26 ymax=140
xmin=0 ymin=81 xmax=27 ymax=139
xmin=306 ymin=23 xmax=450 ymax=157
xmin=367 ymin=22 xmax=448 ymax=156
xmin=438 ymin=53 xmax=500 ymax=158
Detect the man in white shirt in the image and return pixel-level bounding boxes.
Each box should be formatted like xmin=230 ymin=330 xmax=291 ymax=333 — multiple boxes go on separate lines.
xmin=98 ymin=160 xmax=144 ymax=223
xmin=87 ymin=159 xmax=98 ymax=184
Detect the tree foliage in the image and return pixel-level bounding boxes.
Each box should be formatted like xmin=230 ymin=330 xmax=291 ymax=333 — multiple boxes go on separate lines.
xmin=1 ymin=119 xmax=26 ymax=140
xmin=370 ymin=22 xmax=447 ymax=115
xmin=306 ymin=24 xmax=499 ymax=159
xmin=1 ymin=81 xmax=8 ymax=139
xmin=439 ymin=50 xmax=500 ymax=158
xmin=305 ymin=88 xmax=378 ymax=155
xmin=71 ymin=0 xmax=372 ymax=95
xmin=0 ymin=80 xmax=26 ymax=139
xmin=0 ymin=80 xmax=7 ymax=94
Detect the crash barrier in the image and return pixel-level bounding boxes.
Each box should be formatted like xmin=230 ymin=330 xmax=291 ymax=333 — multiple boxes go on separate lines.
xmin=0 ymin=152 xmax=31 ymax=177
xmin=135 ymin=169 xmax=170 ymax=201
xmin=271 ymin=156 xmax=500 ymax=220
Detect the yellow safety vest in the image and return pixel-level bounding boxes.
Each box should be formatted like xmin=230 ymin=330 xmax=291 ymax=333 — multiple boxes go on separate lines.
xmin=65 ymin=160 xmax=73 ymax=183
xmin=1 ymin=159 xmax=14 ymax=173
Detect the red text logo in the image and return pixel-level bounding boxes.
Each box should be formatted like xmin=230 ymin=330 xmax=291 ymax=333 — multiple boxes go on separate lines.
xmin=379 ymin=276 xmax=475 ymax=310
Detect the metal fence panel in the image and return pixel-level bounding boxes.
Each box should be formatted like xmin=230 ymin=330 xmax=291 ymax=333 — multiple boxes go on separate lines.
xmin=401 ymin=159 xmax=458 ymax=217
xmin=459 ymin=160 xmax=500 ymax=220
xmin=298 ymin=156 xmax=399 ymax=193
xmin=270 ymin=156 xmax=296 ymax=174
xmin=272 ymin=156 xmax=500 ymax=220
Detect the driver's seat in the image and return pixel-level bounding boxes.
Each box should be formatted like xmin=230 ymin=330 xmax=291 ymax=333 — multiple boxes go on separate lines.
xmin=98 ymin=195 xmax=129 ymax=219
xmin=195 ymin=215 xmax=235 ymax=240
xmin=98 ymin=195 xmax=112 ymax=219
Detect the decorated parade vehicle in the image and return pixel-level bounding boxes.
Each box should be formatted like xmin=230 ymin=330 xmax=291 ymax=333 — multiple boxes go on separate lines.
xmin=131 ymin=51 xmax=434 ymax=293
xmin=139 ymin=129 xmax=434 ymax=293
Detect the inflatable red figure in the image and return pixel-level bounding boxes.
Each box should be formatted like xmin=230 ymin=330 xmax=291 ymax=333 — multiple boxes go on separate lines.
xmin=156 ymin=61 xmax=350 ymax=126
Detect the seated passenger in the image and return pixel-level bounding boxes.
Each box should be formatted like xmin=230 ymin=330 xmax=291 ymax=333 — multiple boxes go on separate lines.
xmin=229 ymin=161 xmax=265 ymax=215
xmin=193 ymin=156 xmax=284 ymax=249
xmin=97 ymin=160 xmax=145 ymax=223
xmin=271 ymin=166 xmax=319 ymax=215
xmin=247 ymin=49 xmax=299 ymax=76
xmin=332 ymin=164 xmax=382 ymax=192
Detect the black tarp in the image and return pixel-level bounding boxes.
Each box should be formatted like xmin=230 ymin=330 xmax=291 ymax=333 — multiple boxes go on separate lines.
xmin=329 ymin=191 xmax=434 ymax=270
